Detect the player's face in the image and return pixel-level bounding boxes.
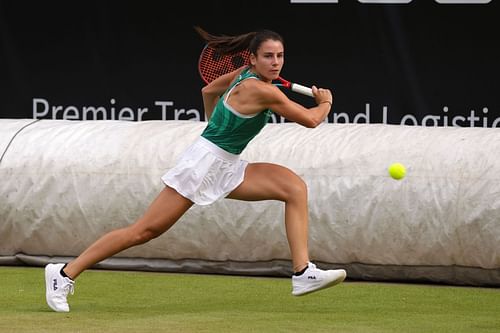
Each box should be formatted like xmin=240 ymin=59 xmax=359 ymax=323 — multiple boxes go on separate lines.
xmin=251 ymin=39 xmax=284 ymax=82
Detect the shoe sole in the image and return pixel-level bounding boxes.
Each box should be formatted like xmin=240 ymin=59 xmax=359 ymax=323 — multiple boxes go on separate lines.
xmin=292 ymin=270 xmax=347 ymax=296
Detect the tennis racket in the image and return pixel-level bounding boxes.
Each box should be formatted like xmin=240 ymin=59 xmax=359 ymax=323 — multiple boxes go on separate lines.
xmin=198 ymin=45 xmax=314 ymax=98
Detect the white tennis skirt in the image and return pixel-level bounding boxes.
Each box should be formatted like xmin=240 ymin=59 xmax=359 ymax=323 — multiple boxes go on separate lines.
xmin=161 ymin=136 xmax=248 ymax=205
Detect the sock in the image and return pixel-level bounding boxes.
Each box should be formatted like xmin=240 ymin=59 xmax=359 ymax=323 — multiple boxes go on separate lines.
xmin=293 ymin=265 xmax=309 ymax=277
xmin=60 ymin=264 xmax=72 ymax=279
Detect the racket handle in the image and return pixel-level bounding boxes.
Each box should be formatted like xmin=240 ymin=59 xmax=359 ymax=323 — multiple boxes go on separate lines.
xmin=290 ymin=83 xmax=314 ymax=97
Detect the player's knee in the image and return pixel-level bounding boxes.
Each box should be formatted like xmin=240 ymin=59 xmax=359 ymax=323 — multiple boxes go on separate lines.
xmin=283 ymin=177 xmax=308 ymax=202
xmin=130 ymin=226 xmax=162 ymax=245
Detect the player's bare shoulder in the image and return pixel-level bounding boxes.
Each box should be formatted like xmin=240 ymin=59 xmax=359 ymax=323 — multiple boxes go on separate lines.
xmin=242 ymin=79 xmax=284 ymax=101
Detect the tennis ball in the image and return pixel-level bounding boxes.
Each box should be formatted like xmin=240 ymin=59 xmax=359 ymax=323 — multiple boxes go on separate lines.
xmin=388 ymin=163 xmax=406 ymax=180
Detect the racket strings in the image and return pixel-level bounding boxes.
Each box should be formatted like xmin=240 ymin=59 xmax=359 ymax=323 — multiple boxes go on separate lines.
xmin=199 ymin=47 xmax=251 ymax=84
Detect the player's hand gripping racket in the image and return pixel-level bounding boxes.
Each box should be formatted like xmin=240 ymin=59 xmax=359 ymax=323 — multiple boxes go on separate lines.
xmin=198 ymin=46 xmax=314 ymax=98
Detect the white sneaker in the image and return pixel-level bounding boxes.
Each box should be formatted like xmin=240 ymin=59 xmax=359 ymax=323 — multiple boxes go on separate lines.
xmin=45 ymin=263 xmax=75 ymax=312
xmin=292 ymin=262 xmax=346 ymax=296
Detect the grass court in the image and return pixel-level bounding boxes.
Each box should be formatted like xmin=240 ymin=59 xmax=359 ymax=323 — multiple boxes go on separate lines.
xmin=1 ymin=266 xmax=499 ymax=333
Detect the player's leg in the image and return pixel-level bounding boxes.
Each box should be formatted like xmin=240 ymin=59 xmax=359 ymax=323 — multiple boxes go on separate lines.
xmin=227 ymin=162 xmax=310 ymax=272
xmin=45 ymin=186 xmax=193 ymax=312
xmin=227 ymin=162 xmax=346 ymax=296
xmin=64 ymin=186 xmax=193 ymax=279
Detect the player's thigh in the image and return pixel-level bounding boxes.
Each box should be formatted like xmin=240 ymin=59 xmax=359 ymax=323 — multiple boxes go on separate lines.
xmin=227 ymin=162 xmax=307 ymax=202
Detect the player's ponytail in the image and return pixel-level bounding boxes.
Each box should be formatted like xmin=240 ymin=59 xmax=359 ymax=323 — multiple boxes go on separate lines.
xmin=194 ymin=26 xmax=256 ymax=55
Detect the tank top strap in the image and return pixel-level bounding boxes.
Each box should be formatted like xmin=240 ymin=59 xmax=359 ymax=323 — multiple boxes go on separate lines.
xmin=229 ymin=66 xmax=259 ymax=89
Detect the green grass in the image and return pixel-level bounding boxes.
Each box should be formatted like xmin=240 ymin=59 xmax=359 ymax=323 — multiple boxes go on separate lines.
xmin=1 ymin=266 xmax=499 ymax=333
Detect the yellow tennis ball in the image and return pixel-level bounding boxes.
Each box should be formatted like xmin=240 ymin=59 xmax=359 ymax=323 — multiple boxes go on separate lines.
xmin=388 ymin=163 xmax=406 ymax=180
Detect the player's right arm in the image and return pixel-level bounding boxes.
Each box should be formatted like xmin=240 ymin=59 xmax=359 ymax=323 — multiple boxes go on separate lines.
xmin=201 ymin=66 xmax=246 ymax=120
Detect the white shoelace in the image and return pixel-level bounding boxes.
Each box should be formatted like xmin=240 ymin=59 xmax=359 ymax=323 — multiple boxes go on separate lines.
xmin=62 ymin=280 xmax=75 ymax=295
xmin=308 ymin=262 xmax=318 ymax=271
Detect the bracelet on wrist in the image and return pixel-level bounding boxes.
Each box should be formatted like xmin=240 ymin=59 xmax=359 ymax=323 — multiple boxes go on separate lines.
xmin=320 ymin=101 xmax=332 ymax=106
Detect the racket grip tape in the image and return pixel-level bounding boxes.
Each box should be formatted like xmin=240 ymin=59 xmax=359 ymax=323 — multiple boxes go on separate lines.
xmin=291 ymin=83 xmax=314 ymax=97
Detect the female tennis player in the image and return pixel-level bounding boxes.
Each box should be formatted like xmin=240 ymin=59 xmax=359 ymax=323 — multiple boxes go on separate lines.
xmin=45 ymin=27 xmax=346 ymax=312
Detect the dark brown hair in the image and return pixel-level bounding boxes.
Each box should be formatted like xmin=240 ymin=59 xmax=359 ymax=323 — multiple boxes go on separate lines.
xmin=194 ymin=26 xmax=284 ymax=55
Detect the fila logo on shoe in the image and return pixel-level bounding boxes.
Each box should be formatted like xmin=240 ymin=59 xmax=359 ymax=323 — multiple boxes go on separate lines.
xmin=53 ymin=279 xmax=58 ymax=291
xmin=308 ymin=276 xmax=317 ymax=280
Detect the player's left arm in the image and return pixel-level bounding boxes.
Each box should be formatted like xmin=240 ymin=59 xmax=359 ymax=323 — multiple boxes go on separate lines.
xmin=202 ymin=66 xmax=246 ymax=120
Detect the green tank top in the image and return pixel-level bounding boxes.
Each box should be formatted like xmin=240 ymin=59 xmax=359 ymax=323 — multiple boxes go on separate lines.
xmin=201 ymin=67 xmax=273 ymax=155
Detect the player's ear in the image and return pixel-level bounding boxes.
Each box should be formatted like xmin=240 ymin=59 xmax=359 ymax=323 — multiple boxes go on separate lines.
xmin=250 ymin=53 xmax=257 ymax=66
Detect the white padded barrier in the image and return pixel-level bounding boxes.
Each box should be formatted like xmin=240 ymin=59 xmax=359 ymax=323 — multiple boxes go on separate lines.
xmin=1 ymin=119 xmax=499 ymax=285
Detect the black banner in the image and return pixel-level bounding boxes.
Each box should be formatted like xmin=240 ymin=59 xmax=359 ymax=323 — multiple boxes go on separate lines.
xmin=1 ymin=0 xmax=498 ymax=126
